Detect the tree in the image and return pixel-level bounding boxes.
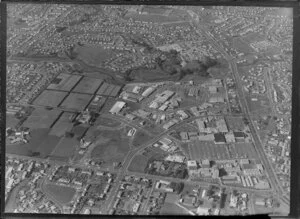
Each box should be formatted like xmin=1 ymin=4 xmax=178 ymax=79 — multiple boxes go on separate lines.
xmin=65 ymin=131 xmax=74 ymax=138
xmin=169 ymin=182 xmax=184 ymax=194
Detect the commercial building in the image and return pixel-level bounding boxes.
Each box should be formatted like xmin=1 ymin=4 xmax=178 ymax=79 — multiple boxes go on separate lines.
xmin=109 ymin=101 xmax=126 ymax=114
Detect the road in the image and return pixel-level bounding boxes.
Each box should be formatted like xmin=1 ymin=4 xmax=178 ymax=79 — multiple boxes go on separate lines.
xmin=187 ymin=10 xmax=289 ymax=206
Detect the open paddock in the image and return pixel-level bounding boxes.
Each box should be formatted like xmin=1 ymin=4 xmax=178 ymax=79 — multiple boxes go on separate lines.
xmin=49 ymin=112 xmax=75 ymax=137
xmin=22 ymin=108 xmax=62 ymax=129
xmin=47 ymin=73 xmax=82 ymax=91
xmin=33 ymin=90 xmax=68 ymax=108
xmin=72 ymin=77 xmax=103 ymax=94
xmin=60 ymin=93 xmax=93 ymax=111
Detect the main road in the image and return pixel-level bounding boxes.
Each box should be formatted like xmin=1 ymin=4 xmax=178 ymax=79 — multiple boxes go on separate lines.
xmin=187 ymin=10 xmax=287 ymax=203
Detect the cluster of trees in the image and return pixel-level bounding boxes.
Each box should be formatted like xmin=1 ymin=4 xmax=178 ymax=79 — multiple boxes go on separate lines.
xmin=169 ymin=182 xmax=184 ymax=194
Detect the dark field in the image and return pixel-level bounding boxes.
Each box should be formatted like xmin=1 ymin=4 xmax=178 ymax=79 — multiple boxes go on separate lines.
xmin=91 ymin=128 xmax=130 ymax=165
xmin=22 ymin=108 xmax=62 ymax=129
xmin=6 ymin=128 xmax=59 ymax=158
xmin=50 ymin=137 xmax=78 ymax=161
xmin=49 ymin=112 xmax=74 ymax=137
xmin=47 ymin=73 xmax=82 ymax=91
xmin=74 ymin=45 xmax=114 ymax=68
xmin=33 ymin=90 xmax=68 ymax=107
xmin=72 ymin=76 xmax=103 ymax=94
xmin=60 ymin=93 xmax=93 ymax=111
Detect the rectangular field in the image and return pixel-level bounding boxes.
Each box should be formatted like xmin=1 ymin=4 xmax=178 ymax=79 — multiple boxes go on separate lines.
xmin=227 ymin=143 xmax=257 ymax=159
xmin=33 ymin=90 xmax=68 ymax=107
xmin=50 ymin=137 xmax=78 ymax=161
xmin=22 ymin=108 xmax=62 ymax=129
xmin=49 ymin=112 xmax=75 ymax=137
xmin=47 ymin=73 xmax=82 ymax=91
xmin=60 ymin=93 xmax=93 ymax=111
xmin=72 ymin=77 xmax=103 ymax=94
xmin=188 ymin=141 xmax=231 ymax=160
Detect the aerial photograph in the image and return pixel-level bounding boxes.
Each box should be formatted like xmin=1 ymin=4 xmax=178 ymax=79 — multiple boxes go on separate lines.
xmin=5 ymin=4 xmax=292 ymax=216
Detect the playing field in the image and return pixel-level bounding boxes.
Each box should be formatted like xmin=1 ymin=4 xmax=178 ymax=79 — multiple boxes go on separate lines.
xmin=128 ymin=154 xmax=148 ymax=173
xmin=22 ymin=108 xmax=62 ymax=129
xmin=47 ymin=73 xmax=82 ymax=91
xmin=43 ymin=183 xmax=76 ymax=205
xmin=72 ymin=77 xmax=103 ymax=94
xmin=49 ymin=112 xmax=75 ymax=137
xmin=60 ymin=93 xmax=93 ymax=111
xmin=33 ymin=90 xmax=68 ymax=107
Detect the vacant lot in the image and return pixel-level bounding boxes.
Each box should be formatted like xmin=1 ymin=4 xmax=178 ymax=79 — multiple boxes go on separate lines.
xmin=43 ymin=183 xmax=76 ymax=205
xmin=132 ymin=130 xmax=152 ymax=148
xmin=225 ymin=116 xmax=245 ymax=131
xmin=74 ymin=44 xmax=114 ymax=67
xmin=33 ymin=90 xmax=68 ymax=107
xmin=72 ymin=77 xmax=103 ymax=94
xmin=23 ymin=108 xmax=62 ymax=129
xmin=227 ymin=143 xmax=257 ymax=159
xmin=160 ymin=202 xmax=187 ymax=215
xmin=95 ymin=116 xmax=122 ymax=128
xmin=50 ymin=137 xmax=78 ymax=162
xmin=60 ymin=93 xmax=93 ymax=111
xmin=47 ymin=73 xmax=82 ymax=91
xmin=128 ymin=154 xmax=148 ymax=173
xmin=232 ymin=37 xmax=255 ymax=54
xmin=91 ymin=128 xmax=130 ymax=165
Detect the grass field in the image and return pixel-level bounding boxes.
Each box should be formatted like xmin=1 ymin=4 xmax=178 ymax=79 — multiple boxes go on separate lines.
xmin=225 ymin=116 xmax=245 ymax=131
xmin=127 ymin=154 xmax=148 ymax=173
xmin=94 ymin=116 xmax=122 ymax=128
xmin=132 ymin=130 xmax=152 ymax=148
xmin=49 ymin=112 xmax=74 ymax=137
xmin=227 ymin=143 xmax=257 ymax=159
xmin=72 ymin=77 xmax=103 ymax=94
xmin=22 ymin=108 xmax=62 ymax=129
xmin=43 ymin=183 xmax=76 ymax=204
xmin=244 ymin=94 xmax=271 ymax=113
xmin=47 ymin=73 xmax=82 ymax=91
xmin=60 ymin=93 xmax=93 ymax=111
xmin=33 ymin=90 xmax=68 ymax=107
xmin=6 ymin=128 xmax=60 ymax=158
xmin=74 ymin=45 xmax=114 ymax=68
xmin=91 ymin=128 xmax=130 ymax=165
xmin=50 ymin=137 xmax=78 ymax=161
xmin=232 ymin=37 xmax=255 ymax=54
xmin=242 ymin=32 xmax=265 ymax=44
xmin=160 ymin=202 xmax=188 ymax=215
xmin=189 ymin=141 xmax=231 ymax=160
xmin=7 ymin=114 xmax=20 ymax=128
